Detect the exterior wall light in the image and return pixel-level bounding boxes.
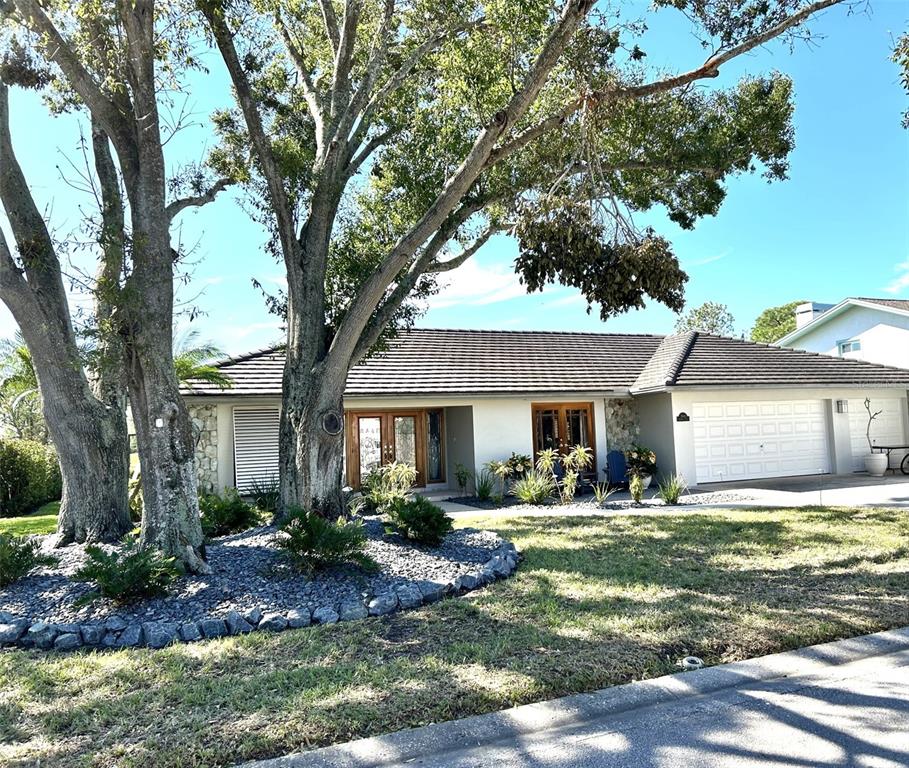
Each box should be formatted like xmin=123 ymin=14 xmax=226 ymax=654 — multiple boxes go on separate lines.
xmin=836 ymin=400 xmax=848 ymax=414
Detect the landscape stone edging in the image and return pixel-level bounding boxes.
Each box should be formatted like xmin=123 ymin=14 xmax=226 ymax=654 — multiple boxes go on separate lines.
xmin=0 ymin=536 xmax=520 ymax=653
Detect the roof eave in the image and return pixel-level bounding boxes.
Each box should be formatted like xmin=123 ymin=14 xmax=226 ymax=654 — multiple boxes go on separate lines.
xmin=779 ymin=298 xmax=909 ymax=346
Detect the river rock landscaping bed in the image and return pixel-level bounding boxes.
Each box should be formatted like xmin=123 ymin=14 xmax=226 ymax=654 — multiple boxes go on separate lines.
xmin=0 ymin=519 xmax=519 ymax=652
xmin=447 ymin=488 xmax=757 ymax=512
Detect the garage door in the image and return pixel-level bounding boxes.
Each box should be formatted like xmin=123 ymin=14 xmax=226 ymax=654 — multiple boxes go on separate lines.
xmin=848 ymin=398 xmax=906 ymax=471
xmin=233 ymin=407 xmax=280 ymax=491
xmin=693 ymin=400 xmax=830 ymax=483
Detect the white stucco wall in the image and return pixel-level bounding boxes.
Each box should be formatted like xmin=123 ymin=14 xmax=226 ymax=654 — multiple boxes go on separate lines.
xmin=668 ymin=387 xmax=909 ymax=486
xmin=783 ymin=306 xmax=909 ymax=369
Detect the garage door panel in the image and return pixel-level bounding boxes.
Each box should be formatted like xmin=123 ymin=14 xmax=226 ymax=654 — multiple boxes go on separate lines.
xmin=693 ymin=399 xmax=830 ymax=483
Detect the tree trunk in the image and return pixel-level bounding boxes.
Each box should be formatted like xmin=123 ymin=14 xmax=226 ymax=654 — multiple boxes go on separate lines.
xmin=279 ymin=355 xmax=346 ymax=520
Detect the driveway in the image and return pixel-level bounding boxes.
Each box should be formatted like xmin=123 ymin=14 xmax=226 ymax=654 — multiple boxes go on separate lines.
xmin=245 ymin=628 xmax=909 ymax=768
xmin=436 ymin=473 xmax=909 ymax=515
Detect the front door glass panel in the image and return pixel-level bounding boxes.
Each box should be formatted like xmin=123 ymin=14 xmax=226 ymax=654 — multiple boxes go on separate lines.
xmin=393 ymin=415 xmax=417 ymax=468
xmin=565 ymin=408 xmax=591 ymax=450
xmin=358 ymin=416 xmax=382 ymax=485
xmin=427 ymin=410 xmax=443 ymax=482
xmin=535 ymin=409 xmax=560 ymax=454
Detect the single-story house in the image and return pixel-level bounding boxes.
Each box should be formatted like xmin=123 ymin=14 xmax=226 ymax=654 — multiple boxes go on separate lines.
xmin=780 ymin=297 xmax=909 ymax=368
xmin=181 ymin=328 xmax=909 ymax=493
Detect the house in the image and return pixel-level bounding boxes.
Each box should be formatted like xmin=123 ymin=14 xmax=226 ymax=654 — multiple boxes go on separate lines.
xmin=181 ymin=328 xmax=909 ymax=493
xmin=779 ymin=298 xmax=909 ymax=368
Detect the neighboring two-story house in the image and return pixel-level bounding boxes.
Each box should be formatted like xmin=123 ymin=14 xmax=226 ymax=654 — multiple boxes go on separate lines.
xmin=779 ymin=298 xmax=909 ymax=368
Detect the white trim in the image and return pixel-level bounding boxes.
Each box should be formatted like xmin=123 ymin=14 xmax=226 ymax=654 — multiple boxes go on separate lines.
xmin=779 ymin=299 xmax=909 ymax=346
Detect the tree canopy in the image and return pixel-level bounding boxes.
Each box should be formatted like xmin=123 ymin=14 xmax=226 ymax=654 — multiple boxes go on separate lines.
xmin=675 ymin=301 xmax=736 ymax=335
xmin=751 ymin=299 xmax=805 ymax=344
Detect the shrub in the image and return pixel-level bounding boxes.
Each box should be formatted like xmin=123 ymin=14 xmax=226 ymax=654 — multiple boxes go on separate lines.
xmin=75 ymin=539 xmax=181 ymax=604
xmin=475 ymin=469 xmax=495 ymax=501
xmin=592 ymin=481 xmax=615 ymax=505
xmin=385 ymin=495 xmax=453 ymax=546
xmin=483 ymin=459 xmax=512 ymax=502
xmin=511 ymin=470 xmax=556 ymax=505
xmin=535 ymin=445 xmax=593 ymax=504
xmin=246 ymin=474 xmax=280 ymax=516
xmin=0 ymin=533 xmax=57 ymax=587
xmin=629 ymin=473 xmax=645 ymax=504
xmin=454 ymin=463 xmax=473 ymax=496
xmin=0 ymin=439 xmax=62 ymax=517
xmin=504 ymin=453 xmax=532 ymax=478
xmin=199 ymin=488 xmax=261 ymax=537
xmin=657 ymin=473 xmax=688 ymax=505
xmin=363 ymin=461 xmax=417 ymax=513
xmin=277 ymin=506 xmax=378 ymax=574
xmin=625 ymin=445 xmax=657 ymax=478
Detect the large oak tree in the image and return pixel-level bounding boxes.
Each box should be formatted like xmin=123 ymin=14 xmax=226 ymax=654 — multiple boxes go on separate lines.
xmin=3 ymin=1 xmax=231 ymax=570
xmin=201 ymin=0 xmax=843 ymax=517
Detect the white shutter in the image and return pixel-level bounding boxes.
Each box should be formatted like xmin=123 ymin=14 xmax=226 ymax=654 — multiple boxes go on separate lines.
xmin=233 ymin=407 xmax=280 ymax=491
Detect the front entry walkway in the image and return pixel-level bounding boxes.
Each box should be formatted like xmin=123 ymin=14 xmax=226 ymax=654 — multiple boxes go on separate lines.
xmin=243 ymin=627 xmax=909 ymax=768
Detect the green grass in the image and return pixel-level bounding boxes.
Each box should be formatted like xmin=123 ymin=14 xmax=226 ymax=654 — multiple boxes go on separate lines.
xmin=2 ymin=507 xmax=909 ymax=767
xmin=0 ymin=501 xmax=59 ymax=536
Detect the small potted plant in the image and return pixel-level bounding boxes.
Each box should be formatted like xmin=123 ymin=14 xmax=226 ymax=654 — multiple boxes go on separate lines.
xmin=625 ymin=445 xmax=657 ymax=488
xmin=863 ymin=398 xmax=888 ymax=477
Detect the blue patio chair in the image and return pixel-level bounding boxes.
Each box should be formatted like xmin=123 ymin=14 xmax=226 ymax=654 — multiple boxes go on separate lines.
xmin=605 ymin=450 xmax=627 ymax=487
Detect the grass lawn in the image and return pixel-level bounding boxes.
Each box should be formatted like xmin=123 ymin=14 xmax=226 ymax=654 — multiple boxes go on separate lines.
xmin=2 ymin=506 xmax=909 ymax=767
xmin=0 ymin=501 xmax=59 ymax=536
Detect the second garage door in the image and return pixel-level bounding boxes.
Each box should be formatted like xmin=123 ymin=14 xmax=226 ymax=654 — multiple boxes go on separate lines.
xmin=693 ymin=400 xmax=830 ymax=483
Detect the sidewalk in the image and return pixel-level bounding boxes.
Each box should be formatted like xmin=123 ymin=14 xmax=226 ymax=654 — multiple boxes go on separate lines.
xmin=243 ymin=626 xmax=909 ymax=768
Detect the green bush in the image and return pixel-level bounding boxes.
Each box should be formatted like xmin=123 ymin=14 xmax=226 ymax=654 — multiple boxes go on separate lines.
xmin=657 ymin=473 xmax=688 ymax=505
xmin=0 ymin=439 xmax=61 ymax=517
xmin=199 ymin=488 xmax=261 ymax=537
xmin=363 ymin=461 xmax=416 ymax=514
xmin=511 ymin=470 xmax=556 ymax=504
xmin=246 ymin=474 xmax=280 ymax=516
xmin=277 ymin=507 xmax=378 ymax=574
xmin=385 ymin=496 xmax=453 ymax=546
xmin=454 ymin=463 xmax=473 ymax=496
xmin=629 ymin=473 xmax=645 ymax=504
xmin=75 ymin=539 xmax=181 ymax=604
xmin=0 ymin=533 xmax=57 ymax=587
xmin=475 ymin=469 xmax=495 ymax=501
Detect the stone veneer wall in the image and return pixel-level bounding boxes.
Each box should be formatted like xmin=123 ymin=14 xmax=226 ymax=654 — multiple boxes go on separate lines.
xmin=603 ymin=398 xmax=640 ymax=452
xmin=190 ymin=405 xmax=219 ymax=493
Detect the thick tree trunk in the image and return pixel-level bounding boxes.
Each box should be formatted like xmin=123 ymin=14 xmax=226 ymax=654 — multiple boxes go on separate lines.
xmin=279 ymin=356 xmax=346 ymax=520
xmin=130 ymin=347 xmax=209 ymax=573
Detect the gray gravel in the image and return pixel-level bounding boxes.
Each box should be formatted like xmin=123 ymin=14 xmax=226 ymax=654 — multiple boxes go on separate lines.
xmin=0 ymin=518 xmax=517 ymax=651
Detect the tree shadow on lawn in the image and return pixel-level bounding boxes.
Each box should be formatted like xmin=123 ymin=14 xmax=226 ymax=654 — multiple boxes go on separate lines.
xmin=2 ymin=509 xmax=909 ymax=767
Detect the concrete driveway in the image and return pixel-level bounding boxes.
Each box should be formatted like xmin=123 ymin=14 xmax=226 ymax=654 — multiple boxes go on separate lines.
xmin=245 ymin=628 xmax=909 ymax=768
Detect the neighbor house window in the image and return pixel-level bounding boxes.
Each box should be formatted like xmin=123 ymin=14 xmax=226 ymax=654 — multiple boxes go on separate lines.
xmin=838 ymin=339 xmax=861 ymax=355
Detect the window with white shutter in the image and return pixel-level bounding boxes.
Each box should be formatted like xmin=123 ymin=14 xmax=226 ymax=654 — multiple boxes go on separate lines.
xmin=233 ymin=406 xmax=281 ymax=491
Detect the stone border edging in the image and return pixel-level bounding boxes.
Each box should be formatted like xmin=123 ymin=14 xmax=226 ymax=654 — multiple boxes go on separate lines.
xmin=240 ymin=625 xmax=909 ymax=768
xmin=0 ymin=535 xmax=520 ymax=652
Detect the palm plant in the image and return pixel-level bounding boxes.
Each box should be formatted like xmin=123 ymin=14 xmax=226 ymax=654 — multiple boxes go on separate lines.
xmin=0 ymin=336 xmax=46 ymax=442
xmin=173 ymin=329 xmax=233 ymax=389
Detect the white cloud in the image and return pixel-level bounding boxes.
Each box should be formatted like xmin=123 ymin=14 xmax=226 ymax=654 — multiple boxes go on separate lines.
xmin=431 ymin=260 xmax=528 ymax=309
xmin=543 ymin=292 xmax=586 ymax=310
xmin=685 ymin=250 xmax=730 ymax=268
xmin=884 ymin=259 xmax=909 ymax=294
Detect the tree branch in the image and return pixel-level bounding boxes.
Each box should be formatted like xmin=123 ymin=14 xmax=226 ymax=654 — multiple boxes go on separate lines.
xmin=276 ymin=17 xmax=326 ymax=152
xmin=329 ymin=0 xmax=364 ymax=121
xmin=165 ymin=177 xmax=235 ymax=222
xmin=344 ymin=127 xmax=395 ymax=179
xmin=318 ymin=0 xmax=341 ymax=54
xmin=427 ymin=226 xmax=496 ymax=273
xmin=329 ymin=0 xmax=596 ymax=377
xmin=487 ymin=0 xmax=843 ymax=168
xmin=12 ymin=0 xmax=138 ymax=172
xmin=201 ymin=5 xmax=299 ymax=269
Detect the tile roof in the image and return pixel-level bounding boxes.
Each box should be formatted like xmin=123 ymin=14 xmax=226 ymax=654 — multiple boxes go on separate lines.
xmin=181 ymin=328 xmax=909 ymax=398
xmin=855 ymin=297 xmax=909 ymax=312
xmin=647 ymin=333 xmax=909 ymax=390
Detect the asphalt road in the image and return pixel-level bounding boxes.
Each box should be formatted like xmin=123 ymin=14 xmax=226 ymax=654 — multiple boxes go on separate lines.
xmin=402 ymin=649 xmax=909 ymax=768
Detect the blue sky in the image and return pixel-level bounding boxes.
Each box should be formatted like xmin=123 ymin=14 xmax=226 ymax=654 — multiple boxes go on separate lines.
xmin=3 ymin=1 xmax=908 ymax=355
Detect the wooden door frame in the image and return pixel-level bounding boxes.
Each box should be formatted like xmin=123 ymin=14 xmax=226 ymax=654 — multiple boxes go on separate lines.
xmin=531 ymin=402 xmax=596 ymax=465
xmin=345 ymin=408 xmax=445 ymax=489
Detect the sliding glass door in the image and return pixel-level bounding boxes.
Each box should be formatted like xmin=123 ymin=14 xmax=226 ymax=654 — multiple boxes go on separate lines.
xmin=531 ymin=402 xmax=596 ymax=463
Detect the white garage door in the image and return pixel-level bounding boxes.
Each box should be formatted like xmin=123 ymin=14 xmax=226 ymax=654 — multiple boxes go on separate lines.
xmin=693 ymin=400 xmax=830 ymax=483
xmin=233 ymin=407 xmax=280 ymax=491
xmin=848 ymin=398 xmax=907 ymax=471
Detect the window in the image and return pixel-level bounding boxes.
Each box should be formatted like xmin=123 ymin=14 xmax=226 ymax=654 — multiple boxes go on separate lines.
xmin=838 ymin=339 xmax=861 ymax=355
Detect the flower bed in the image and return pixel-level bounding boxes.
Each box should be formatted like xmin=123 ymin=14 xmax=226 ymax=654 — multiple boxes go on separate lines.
xmin=0 ymin=519 xmax=519 ymax=651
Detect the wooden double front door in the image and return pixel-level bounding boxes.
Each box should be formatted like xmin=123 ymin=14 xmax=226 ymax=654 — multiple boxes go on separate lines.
xmin=345 ymin=409 xmax=444 ymax=489
xmin=531 ymin=402 xmax=596 ymax=462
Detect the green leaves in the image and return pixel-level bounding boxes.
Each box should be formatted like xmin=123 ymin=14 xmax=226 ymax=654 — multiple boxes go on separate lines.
xmin=514 ymin=200 xmax=687 ymax=319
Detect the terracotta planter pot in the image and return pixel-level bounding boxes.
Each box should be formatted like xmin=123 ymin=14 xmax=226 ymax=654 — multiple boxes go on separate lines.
xmin=864 ymin=453 xmax=888 ymax=477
